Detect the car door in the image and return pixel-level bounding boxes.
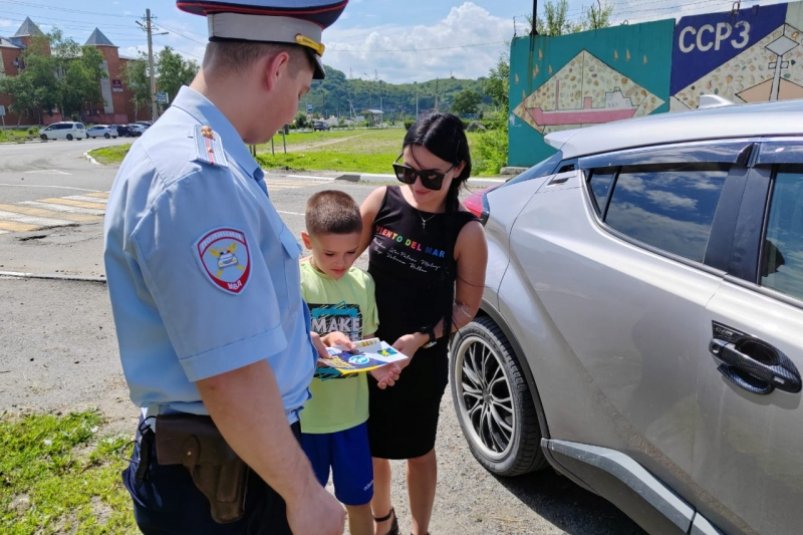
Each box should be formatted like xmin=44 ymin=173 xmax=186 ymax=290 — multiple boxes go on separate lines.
xmin=511 ymin=141 xmax=755 ymax=529
xmin=694 ymin=140 xmax=803 ymax=535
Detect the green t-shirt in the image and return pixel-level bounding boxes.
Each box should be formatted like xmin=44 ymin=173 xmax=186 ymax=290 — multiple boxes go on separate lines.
xmin=299 ymin=260 xmax=379 ymax=434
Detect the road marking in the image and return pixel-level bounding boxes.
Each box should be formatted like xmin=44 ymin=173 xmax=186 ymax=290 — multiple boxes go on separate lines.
xmin=266 ymin=178 xmax=324 ymax=189
xmin=20 ymin=201 xmax=105 ymax=216
xmin=0 ymin=210 xmax=74 ymax=227
xmin=27 ymin=169 xmax=72 ymax=176
xmin=0 ymin=203 xmax=100 ymax=222
xmin=67 ymin=195 xmax=108 ymax=204
xmin=35 ymin=197 xmax=107 ymax=210
xmin=0 ymin=220 xmax=40 ymax=232
xmin=82 ymin=191 xmax=110 ymax=199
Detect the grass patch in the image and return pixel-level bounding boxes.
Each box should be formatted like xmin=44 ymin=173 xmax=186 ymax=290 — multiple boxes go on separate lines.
xmin=0 ymin=410 xmax=137 ymax=534
xmin=90 ymin=144 xmax=132 ymax=165
xmin=0 ymin=128 xmax=39 ymax=143
xmin=86 ymin=125 xmax=502 ymax=175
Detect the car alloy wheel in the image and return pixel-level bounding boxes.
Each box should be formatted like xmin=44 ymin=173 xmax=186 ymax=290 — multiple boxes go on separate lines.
xmin=450 ymin=316 xmax=546 ymax=476
xmin=66 ymin=134 xmax=73 ymax=140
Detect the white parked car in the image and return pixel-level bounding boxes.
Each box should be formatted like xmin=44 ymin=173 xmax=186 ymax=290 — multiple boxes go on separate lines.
xmin=126 ymin=123 xmax=147 ymax=136
xmin=39 ymin=121 xmax=86 ymax=141
xmin=86 ymin=124 xmax=118 ymax=139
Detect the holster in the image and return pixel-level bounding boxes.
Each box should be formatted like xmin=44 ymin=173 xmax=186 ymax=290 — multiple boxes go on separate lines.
xmin=154 ymin=414 xmax=248 ymax=524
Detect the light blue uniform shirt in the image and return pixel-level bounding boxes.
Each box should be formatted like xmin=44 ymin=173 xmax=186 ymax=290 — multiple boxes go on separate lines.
xmin=103 ymin=86 xmax=315 ymax=422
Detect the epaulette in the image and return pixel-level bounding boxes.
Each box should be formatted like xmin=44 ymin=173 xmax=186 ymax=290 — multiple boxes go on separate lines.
xmin=192 ymin=124 xmax=229 ymax=167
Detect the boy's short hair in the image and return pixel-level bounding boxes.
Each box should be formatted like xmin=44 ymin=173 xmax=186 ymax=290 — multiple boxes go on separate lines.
xmin=305 ymin=190 xmax=362 ymax=236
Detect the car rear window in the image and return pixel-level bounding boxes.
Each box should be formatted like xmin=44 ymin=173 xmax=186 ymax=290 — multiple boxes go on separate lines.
xmin=601 ymin=163 xmax=728 ymax=262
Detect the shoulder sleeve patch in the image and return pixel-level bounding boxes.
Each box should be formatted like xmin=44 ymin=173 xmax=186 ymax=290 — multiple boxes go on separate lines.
xmin=194 ymin=227 xmax=250 ymax=294
xmin=192 ymin=124 xmax=229 ymax=168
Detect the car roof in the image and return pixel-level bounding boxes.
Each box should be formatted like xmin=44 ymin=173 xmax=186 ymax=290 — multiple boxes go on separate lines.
xmin=545 ymin=98 xmax=803 ymax=159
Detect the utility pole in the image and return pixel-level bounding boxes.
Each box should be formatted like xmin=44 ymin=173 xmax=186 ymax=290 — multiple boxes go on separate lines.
xmin=531 ymin=0 xmax=539 ymax=35
xmin=137 ymin=9 xmax=159 ymax=121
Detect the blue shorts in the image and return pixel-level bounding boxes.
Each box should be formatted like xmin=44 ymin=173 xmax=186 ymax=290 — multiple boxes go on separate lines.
xmin=300 ymin=422 xmax=373 ymax=506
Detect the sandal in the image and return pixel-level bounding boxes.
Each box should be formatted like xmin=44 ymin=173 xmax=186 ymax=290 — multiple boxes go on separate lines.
xmin=373 ymin=507 xmax=400 ymax=535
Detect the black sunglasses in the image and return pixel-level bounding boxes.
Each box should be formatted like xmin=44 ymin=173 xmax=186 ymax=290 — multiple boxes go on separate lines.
xmin=392 ymin=155 xmax=455 ymax=191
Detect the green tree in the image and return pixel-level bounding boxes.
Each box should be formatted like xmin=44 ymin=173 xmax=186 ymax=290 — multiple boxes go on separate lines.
xmin=484 ymin=55 xmax=509 ymax=112
xmin=0 ymin=33 xmax=59 ymax=122
xmin=47 ymin=30 xmax=104 ymax=118
xmin=530 ymin=0 xmax=612 ymax=36
xmin=124 ymin=55 xmax=150 ymax=120
xmin=451 ymin=89 xmax=482 ymax=117
xmin=157 ymin=47 xmax=198 ymax=106
xmin=585 ymin=0 xmax=614 ymax=30
xmin=60 ymin=46 xmax=105 ymax=118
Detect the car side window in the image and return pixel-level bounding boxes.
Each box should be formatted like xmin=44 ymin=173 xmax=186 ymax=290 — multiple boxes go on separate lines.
xmin=602 ymin=164 xmax=729 ymax=262
xmin=761 ymin=167 xmax=803 ymax=300
xmin=588 ymin=169 xmax=616 ymax=215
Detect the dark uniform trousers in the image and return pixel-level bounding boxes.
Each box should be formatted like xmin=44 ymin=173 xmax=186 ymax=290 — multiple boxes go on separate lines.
xmin=123 ymin=417 xmax=301 ymax=535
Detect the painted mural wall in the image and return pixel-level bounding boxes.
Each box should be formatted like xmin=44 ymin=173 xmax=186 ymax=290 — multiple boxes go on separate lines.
xmin=509 ymin=1 xmax=803 ymax=167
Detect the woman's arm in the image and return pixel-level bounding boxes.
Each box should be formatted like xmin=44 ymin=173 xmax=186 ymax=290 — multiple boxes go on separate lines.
xmin=449 ymin=220 xmax=487 ymax=333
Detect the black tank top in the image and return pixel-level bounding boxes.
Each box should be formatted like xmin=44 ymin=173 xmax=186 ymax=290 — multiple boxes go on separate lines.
xmin=368 ymin=186 xmax=476 ymax=345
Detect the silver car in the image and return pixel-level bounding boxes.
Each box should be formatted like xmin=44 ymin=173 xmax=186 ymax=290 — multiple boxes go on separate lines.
xmin=450 ymin=99 xmax=803 ymax=535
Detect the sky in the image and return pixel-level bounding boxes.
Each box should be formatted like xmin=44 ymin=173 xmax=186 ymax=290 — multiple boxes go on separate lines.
xmin=0 ymin=0 xmax=793 ymax=83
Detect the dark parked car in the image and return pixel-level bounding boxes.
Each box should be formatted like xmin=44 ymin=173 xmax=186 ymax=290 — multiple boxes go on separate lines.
xmin=450 ymin=98 xmax=803 ymax=535
xmin=312 ymin=120 xmax=330 ymax=131
xmin=113 ymin=124 xmax=132 ymax=137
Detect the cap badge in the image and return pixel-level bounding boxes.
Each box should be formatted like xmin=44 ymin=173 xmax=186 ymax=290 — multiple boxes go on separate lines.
xmin=295 ymin=34 xmax=325 ymax=56
xmin=195 ymin=228 xmax=251 ymax=294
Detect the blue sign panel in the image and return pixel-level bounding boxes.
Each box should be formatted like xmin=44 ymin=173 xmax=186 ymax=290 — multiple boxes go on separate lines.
xmin=671 ymin=3 xmax=788 ymax=93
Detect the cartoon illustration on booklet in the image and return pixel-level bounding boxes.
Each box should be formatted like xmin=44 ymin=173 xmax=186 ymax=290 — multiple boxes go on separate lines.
xmin=316 ymin=337 xmax=408 ymax=379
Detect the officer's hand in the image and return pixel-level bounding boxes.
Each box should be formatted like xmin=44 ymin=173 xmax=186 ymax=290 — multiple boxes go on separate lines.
xmin=320 ymin=330 xmax=354 ymax=350
xmin=286 ymin=481 xmax=345 ymax=535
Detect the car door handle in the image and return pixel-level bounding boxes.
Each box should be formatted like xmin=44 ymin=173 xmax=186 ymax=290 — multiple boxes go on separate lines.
xmin=709 ymin=338 xmax=802 ymax=395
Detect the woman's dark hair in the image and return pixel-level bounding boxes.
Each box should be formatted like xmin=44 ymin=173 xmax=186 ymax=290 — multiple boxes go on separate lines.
xmin=403 ymin=112 xmax=471 ymax=212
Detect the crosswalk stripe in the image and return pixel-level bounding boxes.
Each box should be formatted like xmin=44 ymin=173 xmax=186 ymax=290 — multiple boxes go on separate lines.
xmin=67 ymin=195 xmax=108 ymax=204
xmin=35 ymin=198 xmax=107 ymax=210
xmin=0 ymin=220 xmax=40 ymax=232
xmin=0 ymin=210 xmax=74 ymax=227
xmin=0 ymin=203 xmax=100 ymax=222
xmin=20 ymin=201 xmax=106 ymax=216
xmin=83 ymin=192 xmax=109 ymax=199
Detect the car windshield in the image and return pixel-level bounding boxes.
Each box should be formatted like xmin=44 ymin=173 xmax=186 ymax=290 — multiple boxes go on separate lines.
xmin=503 ymin=151 xmax=564 ymax=188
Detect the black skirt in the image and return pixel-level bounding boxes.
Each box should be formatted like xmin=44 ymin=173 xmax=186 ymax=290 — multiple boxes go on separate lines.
xmin=367 ymin=343 xmax=448 ymax=459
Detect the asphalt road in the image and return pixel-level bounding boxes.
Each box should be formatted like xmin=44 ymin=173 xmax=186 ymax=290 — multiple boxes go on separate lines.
xmin=0 ymin=138 xmax=644 ymax=535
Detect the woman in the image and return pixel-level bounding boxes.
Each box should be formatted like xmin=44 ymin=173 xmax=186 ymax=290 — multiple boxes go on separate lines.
xmin=358 ymin=113 xmax=488 ymax=535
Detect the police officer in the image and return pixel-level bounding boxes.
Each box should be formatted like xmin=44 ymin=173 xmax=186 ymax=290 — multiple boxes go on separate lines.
xmin=103 ymin=2 xmax=349 ymax=534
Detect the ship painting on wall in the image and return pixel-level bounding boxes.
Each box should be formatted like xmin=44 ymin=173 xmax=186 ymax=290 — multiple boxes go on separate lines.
xmin=513 ymin=49 xmax=664 ymax=135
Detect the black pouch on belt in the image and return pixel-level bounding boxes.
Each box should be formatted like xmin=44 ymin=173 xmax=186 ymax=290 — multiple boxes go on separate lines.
xmin=154 ymin=414 xmax=248 ymax=524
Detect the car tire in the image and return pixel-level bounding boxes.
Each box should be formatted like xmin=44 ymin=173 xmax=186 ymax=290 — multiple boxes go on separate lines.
xmin=450 ymin=316 xmax=547 ymax=476
xmin=40 ymin=134 xmax=47 ymax=140
xmin=104 ymin=133 xmax=110 ymax=139
xmin=66 ymin=134 xmax=73 ymax=140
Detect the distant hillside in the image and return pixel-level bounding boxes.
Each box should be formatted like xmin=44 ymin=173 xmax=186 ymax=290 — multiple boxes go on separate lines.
xmin=300 ymin=64 xmax=489 ymax=120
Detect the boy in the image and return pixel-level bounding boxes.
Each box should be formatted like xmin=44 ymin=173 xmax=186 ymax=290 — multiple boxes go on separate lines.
xmin=299 ymin=190 xmax=399 ymax=535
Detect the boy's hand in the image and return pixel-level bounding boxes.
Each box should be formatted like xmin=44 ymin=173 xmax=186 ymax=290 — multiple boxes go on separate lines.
xmin=370 ymin=363 xmax=400 ymax=389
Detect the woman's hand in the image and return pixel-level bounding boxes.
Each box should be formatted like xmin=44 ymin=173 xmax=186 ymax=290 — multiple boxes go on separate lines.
xmin=370 ymin=364 xmax=400 ymax=389
xmin=391 ymin=332 xmax=429 ymax=373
